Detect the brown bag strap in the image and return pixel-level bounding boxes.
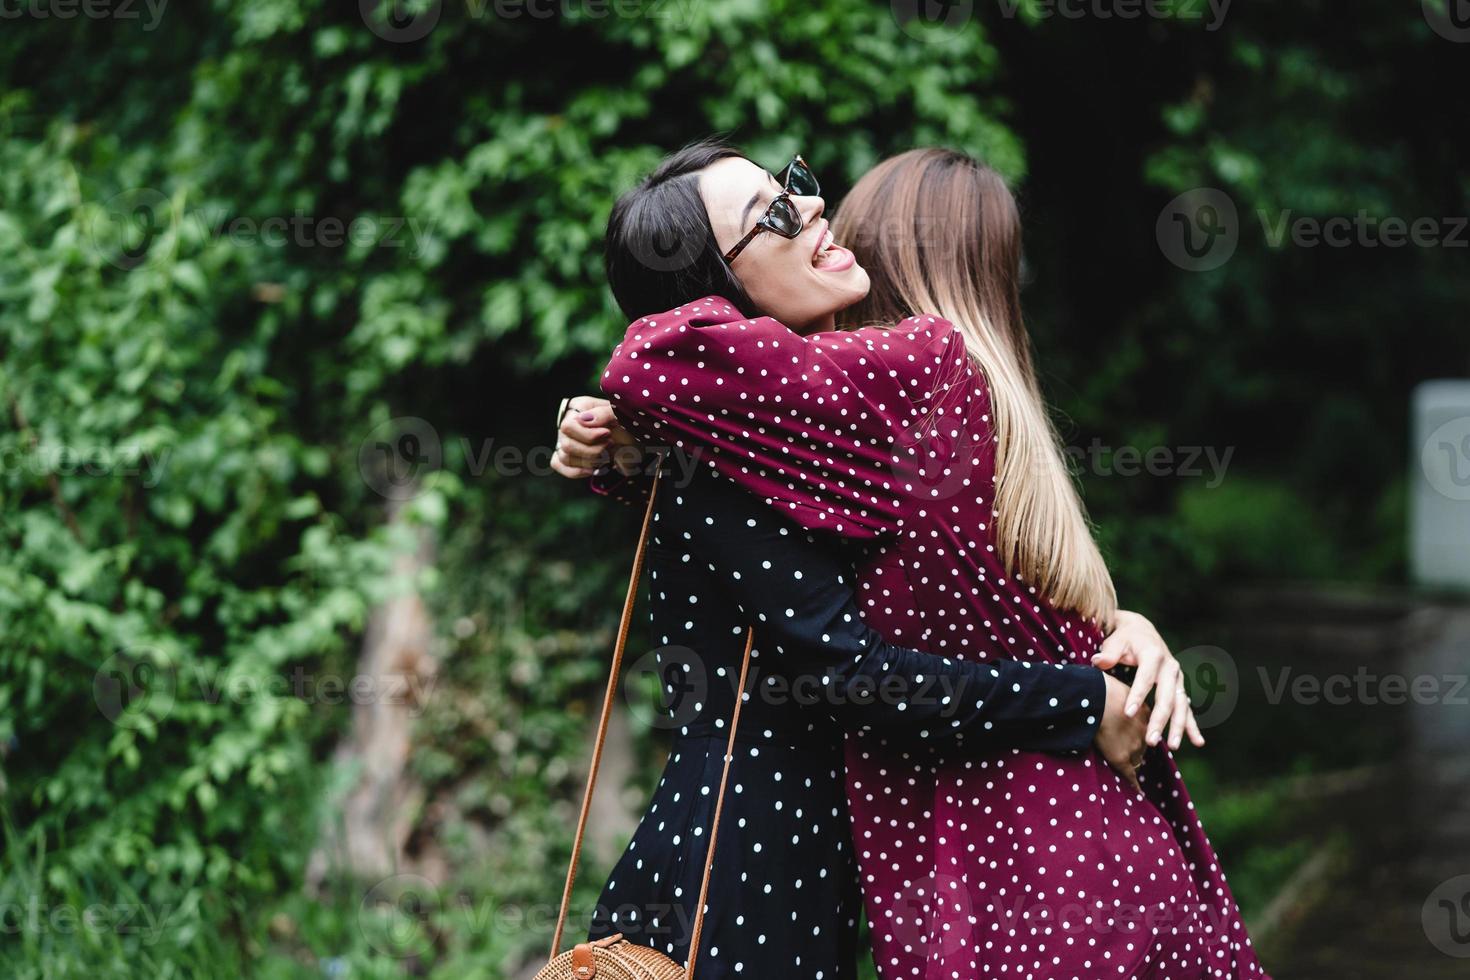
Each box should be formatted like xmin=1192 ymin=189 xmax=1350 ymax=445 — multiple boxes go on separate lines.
xmin=682 ymin=627 xmax=752 ymax=976
xmin=549 ymin=457 xmax=754 ymax=980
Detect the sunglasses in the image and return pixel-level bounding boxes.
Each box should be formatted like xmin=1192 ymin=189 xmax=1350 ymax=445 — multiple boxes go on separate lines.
xmin=722 ymin=155 xmax=821 ymax=263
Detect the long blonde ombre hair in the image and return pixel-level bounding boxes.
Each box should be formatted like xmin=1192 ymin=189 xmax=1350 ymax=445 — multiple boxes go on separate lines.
xmin=833 ymin=148 xmax=1117 ymax=625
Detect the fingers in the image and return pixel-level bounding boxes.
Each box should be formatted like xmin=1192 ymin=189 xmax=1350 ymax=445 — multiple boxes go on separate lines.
xmin=1125 ymin=645 xmax=1162 ymax=719
xmin=1185 ymin=706 xmax=1206 ymax=748
xmin=1122 ymin=760 xmax=1142 ymax=793
xmin=550 ymin=454 xmax=596 ymax=479
xmin=560 ymin=413 xmax=614 ymax=449
xmin=564 ymin=395 xmax=610 ymax=417
xmin=560 ymin=423 xmax=610 ymax=458
xmin=1092 ymin=631 xmax=1129 ymax=670
xmin=1167 ymin=678 xmax=1189 ymax=750
xmin=557 ymin=400 xmax=617 ymax=473
xmin=556 ymin=438 xmax=607 ymax=472
xmin=572 ymin=402 xmax=620 ymax=431
xmin=1145 ymin=658 xmax=1180 ymax=746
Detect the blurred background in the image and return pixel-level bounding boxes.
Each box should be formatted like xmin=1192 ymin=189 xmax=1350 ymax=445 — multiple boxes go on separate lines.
xmin=2 ymin=1 xmax=1468 ymax=977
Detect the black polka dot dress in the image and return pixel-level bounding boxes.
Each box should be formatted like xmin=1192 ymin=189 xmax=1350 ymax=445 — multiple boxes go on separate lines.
xmin=587 ymin=465 xmax=1104 ymax=979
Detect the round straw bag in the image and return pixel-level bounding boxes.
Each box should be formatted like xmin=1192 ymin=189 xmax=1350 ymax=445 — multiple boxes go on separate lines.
xmin=538 ymin=932 xmax=689 ymax=979
xmin=536 ymin=461 xmax=755 ymax=980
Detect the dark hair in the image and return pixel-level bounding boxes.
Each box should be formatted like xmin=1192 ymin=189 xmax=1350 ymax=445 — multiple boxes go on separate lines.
xmin=604 ymin=137 xmax=761 ymax=321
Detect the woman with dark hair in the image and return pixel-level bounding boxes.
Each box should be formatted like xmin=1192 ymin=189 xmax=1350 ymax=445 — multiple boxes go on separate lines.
xmin=571 ymin=460 xmax=1139 ymax=978
xmin=557 ymin=140 xmax=1265 ymax=979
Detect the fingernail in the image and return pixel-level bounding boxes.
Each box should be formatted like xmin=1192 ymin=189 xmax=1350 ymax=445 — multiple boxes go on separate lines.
xmin=580 ymin=412 xmax=595 ymax=422
xmin=1148 ymin=731 xmax=1161 ymax=746
xmin=1125 ymin=703 xmax=1138 ymax=717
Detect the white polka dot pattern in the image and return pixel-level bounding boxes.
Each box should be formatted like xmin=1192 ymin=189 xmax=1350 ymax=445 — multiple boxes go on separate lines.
xmin=601 ymin=297 xmax=1270 ymax=979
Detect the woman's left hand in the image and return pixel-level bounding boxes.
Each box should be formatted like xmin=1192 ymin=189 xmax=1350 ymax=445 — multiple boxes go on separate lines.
xmin=551 ymin=395 xmax=642 ymax=478
xmin=1091 ymin=609 xmax=1206 ymax=752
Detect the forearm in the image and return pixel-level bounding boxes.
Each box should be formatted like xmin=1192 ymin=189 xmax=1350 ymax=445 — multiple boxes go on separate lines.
xmin=767 ymin=604 xmax=1104 ymax=755
xmin=691 ymin=472 xmax=1102 ymax=755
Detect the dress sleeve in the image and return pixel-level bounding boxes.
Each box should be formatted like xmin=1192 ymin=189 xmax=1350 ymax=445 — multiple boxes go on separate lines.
xmin=688 ymin=472 xmax=1103 ymax=755
xmin=601 ymin=295 xmax=966 ymax=541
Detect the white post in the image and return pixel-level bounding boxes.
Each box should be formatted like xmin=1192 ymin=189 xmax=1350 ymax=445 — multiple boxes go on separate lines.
xmin=1411 ymin=380 xmax=1470 ymax=589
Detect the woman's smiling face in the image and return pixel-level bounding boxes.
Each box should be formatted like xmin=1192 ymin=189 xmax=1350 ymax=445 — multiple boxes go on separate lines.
xmin=699 ymin=156 xmax=869 ymax=333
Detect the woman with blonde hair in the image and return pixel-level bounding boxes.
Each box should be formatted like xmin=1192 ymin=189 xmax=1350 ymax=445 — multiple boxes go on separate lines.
xmin=559 ymin=140 xmax=1262 ymax=978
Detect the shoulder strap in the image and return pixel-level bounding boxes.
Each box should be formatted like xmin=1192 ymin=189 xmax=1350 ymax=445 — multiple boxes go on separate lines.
xmin=549 ymin=458 xmax=755 ymax=980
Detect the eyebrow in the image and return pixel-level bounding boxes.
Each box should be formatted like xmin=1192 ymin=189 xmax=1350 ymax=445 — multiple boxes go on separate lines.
xmin=737 ymin=190 xmax=762 ymax=232
xmin=737 ymin=172 xmax=783 ymax=231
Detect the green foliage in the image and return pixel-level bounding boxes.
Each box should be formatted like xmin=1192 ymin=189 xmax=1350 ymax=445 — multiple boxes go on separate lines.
xmin=0 ymin=100 xmax=434 ymax=963
xmin=1 ymin=0 xmax=1464 ymax=975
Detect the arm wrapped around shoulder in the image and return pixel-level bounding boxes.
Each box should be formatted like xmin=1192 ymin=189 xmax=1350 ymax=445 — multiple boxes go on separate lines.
xmin=602 ymin=295 xmax=967 ymax=540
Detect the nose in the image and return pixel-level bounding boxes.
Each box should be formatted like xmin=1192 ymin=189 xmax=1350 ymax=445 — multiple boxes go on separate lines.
xmin=795 ymin=193 xmax=825 ymax=227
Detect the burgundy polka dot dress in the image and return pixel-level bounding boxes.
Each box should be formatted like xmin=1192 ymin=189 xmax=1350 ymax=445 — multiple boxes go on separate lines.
xmin=602 ymin=297 xmax=1270 ymax=980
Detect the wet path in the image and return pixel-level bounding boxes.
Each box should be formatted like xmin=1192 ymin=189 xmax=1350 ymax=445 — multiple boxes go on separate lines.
xmin=1267 ymin=603 xmax=1470 ymax=978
